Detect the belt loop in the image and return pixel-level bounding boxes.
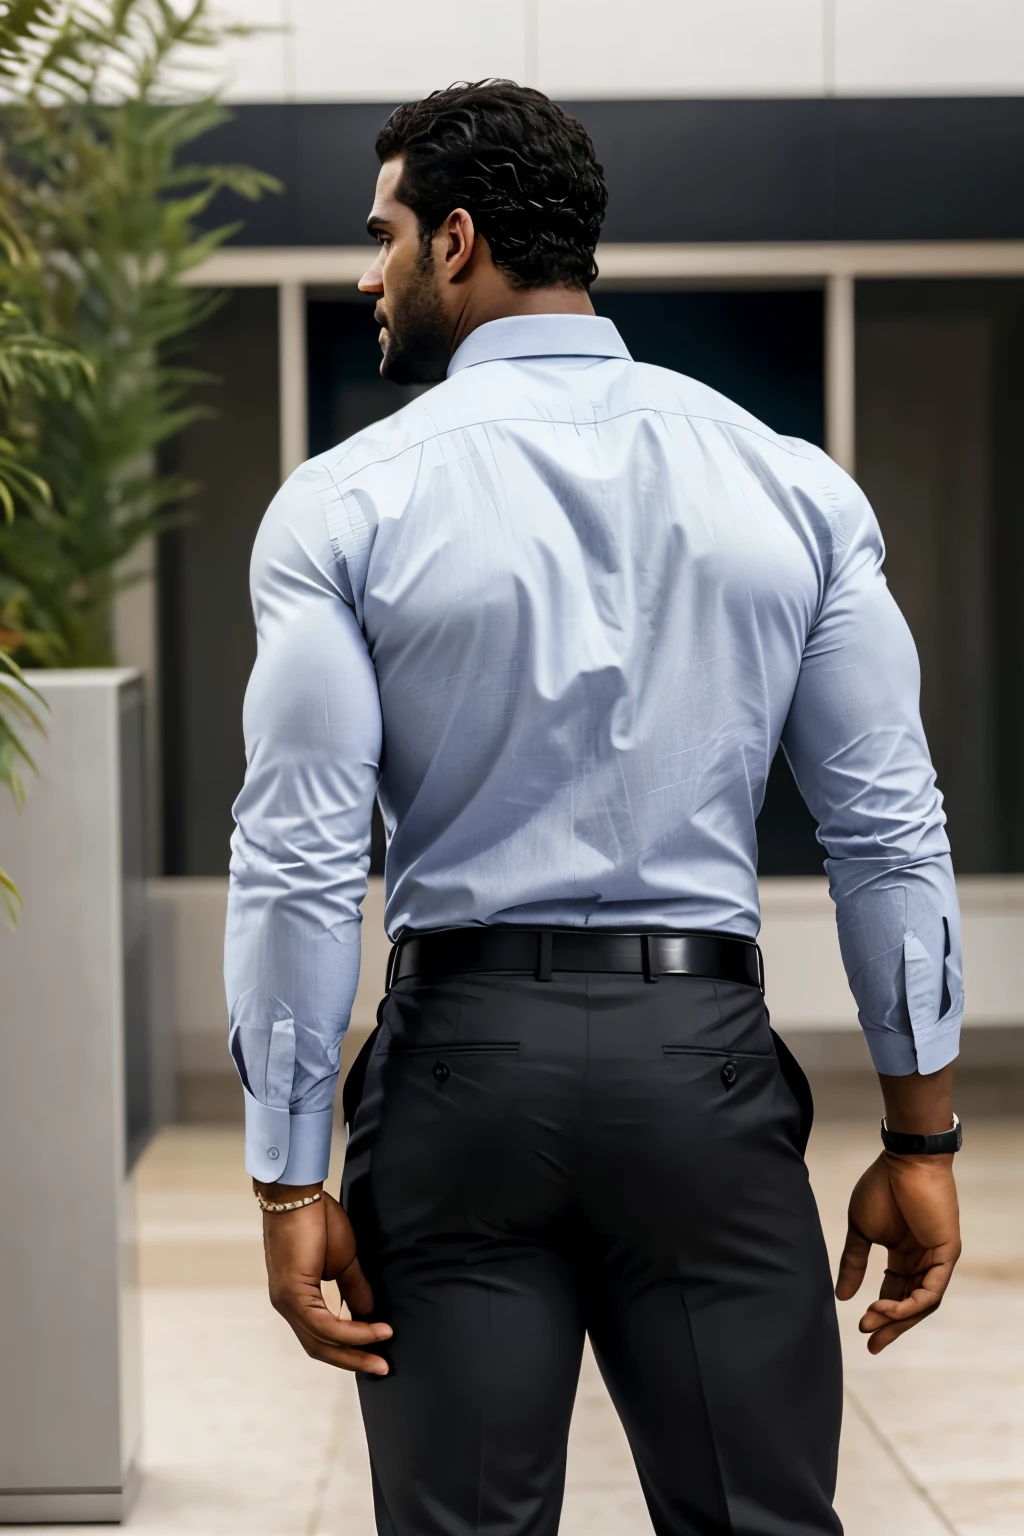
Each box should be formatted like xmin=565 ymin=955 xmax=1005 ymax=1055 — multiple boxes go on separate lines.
xmin=756 ymin=943 xmax=765 ymax=995
xmin=385 ymin=941 xmax=401 ymax=993
xmin=536 ymin=930 xmax=553 ymax=982
xmin=641 ymin=934 xmax=659 ymax=984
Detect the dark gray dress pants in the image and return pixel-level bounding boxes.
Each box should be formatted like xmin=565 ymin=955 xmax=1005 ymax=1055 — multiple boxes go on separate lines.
xmin=342 ymin=967 xmax=843 ymax=1536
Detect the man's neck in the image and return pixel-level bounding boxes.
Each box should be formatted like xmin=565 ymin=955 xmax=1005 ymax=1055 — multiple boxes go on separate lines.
xmin=447 ymin=281 xmax=595 ymax=360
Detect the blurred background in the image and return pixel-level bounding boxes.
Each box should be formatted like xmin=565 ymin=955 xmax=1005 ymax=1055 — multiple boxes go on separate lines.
xmin=1 ymin=2 xmax=1022 ymax=1533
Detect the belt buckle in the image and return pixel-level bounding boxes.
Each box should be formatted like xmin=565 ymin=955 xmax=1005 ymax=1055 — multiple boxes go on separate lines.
xmin=641 ymin=934 xmax=659 ymax=983
xmin=535 ymin=931 xmax=553 ymax=982
xmin=385 ymin=940 xmax=401 ymax=992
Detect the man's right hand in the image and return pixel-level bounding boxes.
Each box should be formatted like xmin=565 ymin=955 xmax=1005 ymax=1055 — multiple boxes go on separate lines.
xmin=258 ymin=1182 xmax=392 ymax=1374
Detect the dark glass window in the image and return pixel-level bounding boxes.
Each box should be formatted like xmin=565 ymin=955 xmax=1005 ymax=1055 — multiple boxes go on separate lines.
xmin=855 ymin=279 xmax=1024 ymax=873
xmin=593 ymin=288 xmax=824 ymax=445
xmin=160 ymin=287 xmax=280 ymax=876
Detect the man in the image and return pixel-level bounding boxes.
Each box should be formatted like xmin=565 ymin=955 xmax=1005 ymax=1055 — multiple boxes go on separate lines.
xmin=226 ymin=81 xmax=963 ymax=1536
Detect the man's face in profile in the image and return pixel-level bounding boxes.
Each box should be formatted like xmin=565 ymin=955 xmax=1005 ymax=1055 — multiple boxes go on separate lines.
xmin=359 ymin=158 xmax=451 ymax=385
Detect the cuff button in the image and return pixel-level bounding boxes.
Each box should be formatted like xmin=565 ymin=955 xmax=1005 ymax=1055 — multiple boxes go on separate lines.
xmin=267 ymin=1146 xmax=280 ymax=1160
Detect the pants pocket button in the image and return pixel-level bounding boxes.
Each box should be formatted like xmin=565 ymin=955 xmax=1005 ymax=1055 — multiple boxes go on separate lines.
xmin=432 ymin=1061 xmax=450 ymax=1084
xmin=721 ymin=1060 xmax=738 ymax=1088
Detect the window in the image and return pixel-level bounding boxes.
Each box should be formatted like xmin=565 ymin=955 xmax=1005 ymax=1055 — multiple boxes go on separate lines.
xmin=855 ymin=279 xmax=1024 ymax=873
xmin=159 ymin=288 xmax=280 ymax=876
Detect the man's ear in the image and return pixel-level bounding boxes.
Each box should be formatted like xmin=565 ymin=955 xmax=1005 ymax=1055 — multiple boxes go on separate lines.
xmin=440 ymin=208 xmax=476 ymax=282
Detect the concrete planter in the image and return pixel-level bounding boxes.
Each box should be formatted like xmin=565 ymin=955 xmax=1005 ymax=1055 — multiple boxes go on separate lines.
xmin=0 ymin=670 xmax=148 ymax=1524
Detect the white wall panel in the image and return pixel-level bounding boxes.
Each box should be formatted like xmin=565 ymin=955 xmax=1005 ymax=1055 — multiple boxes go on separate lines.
xmin=538 ymin=0 xmax=826 ymax=99
xmin=291 ymin=0 xmax=526 ymax=101
xmin=171 ymin=0 xmax=290 ymax=103
xmin=836 ymin=0 xmax=1024 ymax=94
xmin=187 ymin=0 xmax=1024 ymax=106
xmin=190 ymin=0 xmax=1024 ymax=105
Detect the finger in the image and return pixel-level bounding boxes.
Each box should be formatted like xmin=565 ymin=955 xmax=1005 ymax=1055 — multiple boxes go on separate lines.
xmin=274 ymin=1290 xmax=392 ymax=1348
xmin=865 ymin=1304 xmax=940 ymax=1354
xmin=860 ymin=1259 xmax=956 ymax=1328
xmin=879 ymin=1266 xmax=913 ymax=1302
xmin=294 ymin=1307 xmax=393 ymax=1350
xmin=336 ymin=1254 xmax=375 ymax=1319
xmin=860 ymin=1288 xmax=944 ymax=1337
xmin=835 ymin=1222 xmax=872 ymax=1300
xmin=285 ymin=1309 xmax=393 ymax=1373
xmin=302 ymin=1341 xmax=391 ymax=1374
xmin=307 ymin=1316 xmax=393 ymax=1347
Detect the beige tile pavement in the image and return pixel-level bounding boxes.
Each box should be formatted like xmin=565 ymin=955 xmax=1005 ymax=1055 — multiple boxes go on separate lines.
xmin=809 ymin=1120 xmax=1024 ymax=1534
xmin=6 ymin=1119 xmax=1021 ymax=1534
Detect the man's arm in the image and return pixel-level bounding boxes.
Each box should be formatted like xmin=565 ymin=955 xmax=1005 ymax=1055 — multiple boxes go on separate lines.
xmin=781 ymin=464 xmax=962 ymax=1350
xmin=225 ymin=468 xmax=391 ymax=1371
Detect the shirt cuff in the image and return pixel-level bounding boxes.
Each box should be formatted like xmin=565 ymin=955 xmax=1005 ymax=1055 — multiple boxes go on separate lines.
xmin=861 ymin=1013 xmax=962 ymax=1077
xmin=910 ymin=1006 xmax=963 ymax=1078
xmin=243 ymin=1085 xmax=334 ymax=1183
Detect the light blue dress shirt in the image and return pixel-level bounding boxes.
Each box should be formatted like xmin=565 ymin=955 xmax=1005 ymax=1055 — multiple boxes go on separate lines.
xmin=226 ymin=313 xmax=963 ymax=1184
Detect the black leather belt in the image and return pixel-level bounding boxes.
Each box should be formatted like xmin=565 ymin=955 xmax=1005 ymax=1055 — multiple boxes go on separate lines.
xmin=386 ymin=928 xmax=764 ymax=991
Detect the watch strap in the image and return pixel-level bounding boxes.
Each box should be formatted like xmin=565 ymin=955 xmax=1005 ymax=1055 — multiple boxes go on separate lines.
xmin=881 ymin=1112 xmax=961 ymax=1155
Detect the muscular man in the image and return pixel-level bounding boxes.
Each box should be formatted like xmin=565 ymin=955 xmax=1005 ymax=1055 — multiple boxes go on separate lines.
xmin=226 ymin=81 xmax=963 ymax=1535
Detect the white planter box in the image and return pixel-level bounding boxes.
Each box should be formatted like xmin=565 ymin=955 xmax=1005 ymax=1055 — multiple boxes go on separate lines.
xmin=0 ymin=670 xmax=146 ymax=1524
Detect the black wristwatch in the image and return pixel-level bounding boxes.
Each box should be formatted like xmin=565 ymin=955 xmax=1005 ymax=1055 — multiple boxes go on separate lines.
xmin=881 ymin=1112 xmax=961 ymax=1155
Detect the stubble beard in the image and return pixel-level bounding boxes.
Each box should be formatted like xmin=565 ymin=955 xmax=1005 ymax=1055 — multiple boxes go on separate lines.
xmin=379 ymin=251 xmax=450 ymax=385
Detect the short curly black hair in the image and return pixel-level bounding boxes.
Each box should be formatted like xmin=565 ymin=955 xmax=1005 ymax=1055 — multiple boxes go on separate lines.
xmin=375 ymin=81 xmax=607 ymax=291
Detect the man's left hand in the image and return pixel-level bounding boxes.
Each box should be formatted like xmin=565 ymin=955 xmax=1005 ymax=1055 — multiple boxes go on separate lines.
xmin=835 ymin=1150 xmax=961 ymax=1353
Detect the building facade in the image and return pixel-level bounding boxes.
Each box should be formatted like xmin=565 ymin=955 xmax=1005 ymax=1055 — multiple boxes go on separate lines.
xmin=138 ymin=1 xmax=1024 ymax=1106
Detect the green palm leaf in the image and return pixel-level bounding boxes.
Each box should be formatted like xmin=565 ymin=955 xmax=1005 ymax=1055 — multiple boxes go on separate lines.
xmin=0 ymin=646 xmax=46 ymax=922
xmin=0 ymin=0 xmax=279 ymax=914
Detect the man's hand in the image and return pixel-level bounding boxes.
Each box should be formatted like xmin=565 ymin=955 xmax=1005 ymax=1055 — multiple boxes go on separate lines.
xmin=257 ymin=1182 xmax=392 ymax=1373
xmin=835 ymin=1150 xmax=961 ymax=1353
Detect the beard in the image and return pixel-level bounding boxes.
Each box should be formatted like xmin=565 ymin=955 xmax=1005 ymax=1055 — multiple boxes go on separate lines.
xmin=378 ymin=254 xmax=450 ymax=385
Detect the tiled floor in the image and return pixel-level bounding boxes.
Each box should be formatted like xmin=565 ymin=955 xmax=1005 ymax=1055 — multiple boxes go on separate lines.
xmin=13 ymin=1119 xmax=1024 ymax=1534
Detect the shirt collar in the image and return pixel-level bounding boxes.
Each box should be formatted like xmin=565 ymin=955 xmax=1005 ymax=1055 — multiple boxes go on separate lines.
xmin=447 ymin=314 xmax=632 ymax=377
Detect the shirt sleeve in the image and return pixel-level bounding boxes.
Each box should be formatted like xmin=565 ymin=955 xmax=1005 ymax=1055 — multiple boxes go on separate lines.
xmin=224 ymin=466 xmax=382 ymax=1183
xmin=780 ymin=463 xmax=963 ymax=1077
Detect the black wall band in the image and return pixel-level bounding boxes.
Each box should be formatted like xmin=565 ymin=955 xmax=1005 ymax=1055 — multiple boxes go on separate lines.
xmin=192 ymin=96 xmax=1024 ymax=249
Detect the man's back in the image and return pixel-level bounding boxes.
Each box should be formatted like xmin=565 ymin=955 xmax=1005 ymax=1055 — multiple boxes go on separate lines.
xmin=327 ymin=316 xmax=823 ymax=935
xmin=237 ymin=316 xmax=957 ymax=1092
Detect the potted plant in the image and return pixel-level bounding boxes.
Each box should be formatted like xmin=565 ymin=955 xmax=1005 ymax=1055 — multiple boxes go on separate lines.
xmin=0 ymin=649 xmax=43 ymax=920
xmin=0 ymin=0 xmax=279 ymax=665
xmin=0 ymin=2 xmax=278 ymax=1521
xmin=0 ymin=289 xmax=88 ymax=918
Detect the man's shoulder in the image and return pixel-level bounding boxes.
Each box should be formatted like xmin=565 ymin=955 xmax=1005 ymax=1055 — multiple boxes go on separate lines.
xmin=308 ymin=365 xmax=534 ymax=486
xmin=293 ymin=353 xmax=828 ymax=496
xmin=620 ymin=360 xmax=875 ymax=551
xmin=612 ymin=358 xmax=808 ymax=456
xmin=297 ymin=389 xmax=446 ymax=490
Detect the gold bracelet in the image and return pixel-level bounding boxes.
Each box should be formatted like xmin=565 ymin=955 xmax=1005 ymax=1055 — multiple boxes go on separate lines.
xmin=254 ymin=1188 xmax=323 ymax=1214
